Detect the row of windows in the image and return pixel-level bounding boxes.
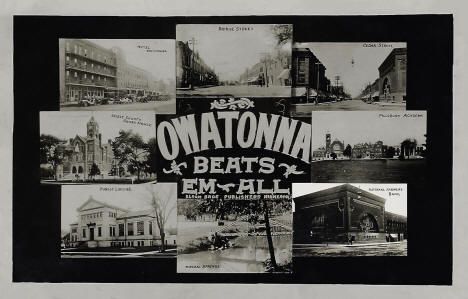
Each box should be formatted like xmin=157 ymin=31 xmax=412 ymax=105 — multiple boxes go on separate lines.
xmin=66 ymin=42 xmax=114 ymax=65
xmin=66 ymin=56 xmax=113 ymax=73
xmin=118 ymin=221 xmax=153 ymax=236
xmin=80 ymin=210 xmax=116 ymax=221
xmin=67 ymin=71 xmax=108 ymax=82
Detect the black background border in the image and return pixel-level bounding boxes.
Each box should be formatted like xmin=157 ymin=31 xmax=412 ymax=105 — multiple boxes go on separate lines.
xmin=13 ymin=15 xmax=453 ymax=284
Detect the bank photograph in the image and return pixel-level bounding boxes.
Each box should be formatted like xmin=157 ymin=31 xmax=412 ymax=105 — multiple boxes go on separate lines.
xmin=40 ymin=111 xmax=157 ymax=184
xmin=59 ymin=39 xmax=176 ymax=113
xmin=292 ymin=183 xmax=407 ymax=257
xmin=311 ymin=111 xmax=427 ymax=185
xmin=176 ymin=24 xmax=292 ymax=98
xmin=61 ymin=183 xmax=177 ymax=258
xmin=289 ymin=42 xmax=407 ymax=116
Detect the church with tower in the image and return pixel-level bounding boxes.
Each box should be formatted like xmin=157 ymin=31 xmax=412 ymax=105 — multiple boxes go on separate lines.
xmin=54 ymin=116 xmax=116 ymax=180
xmin=312 ymin=133 xmax=345 ymax=160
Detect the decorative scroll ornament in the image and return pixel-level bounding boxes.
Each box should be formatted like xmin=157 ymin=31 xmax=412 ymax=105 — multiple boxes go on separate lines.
xmin=216 ymin=183 xmax=236 ymax=192
xmin=210 ymin=97 xmax=255 ymax=110
xmin=278 ymin=163 xmax=305 ymax=178
xmin=163 ymin=160 xmax=187 ymax=176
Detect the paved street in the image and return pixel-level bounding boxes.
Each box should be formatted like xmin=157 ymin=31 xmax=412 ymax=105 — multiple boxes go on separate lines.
xmin=61 ymin=100 xmax=176 ymax=113
xmin=177 ymin=85 xmax=291 ymax=97
xmin=290 ymin=99 xmax=406 ymax=116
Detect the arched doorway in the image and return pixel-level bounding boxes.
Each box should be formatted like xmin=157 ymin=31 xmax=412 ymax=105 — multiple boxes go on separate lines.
xmin=72 ymin=166 xmax=77 ymax=174
xmin=359 ymin=213 xmax=379 ymax=232
xmin=78 ymin=166 xmax=83 ymax=174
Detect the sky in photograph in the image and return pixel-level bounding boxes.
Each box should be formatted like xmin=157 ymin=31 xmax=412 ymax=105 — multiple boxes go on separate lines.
xmin=311 ymin=111 xmax=426 ymax=150
xmin=61 ymin=183 xmax=177 ymax=231
xmin=292 ymin=183 xmax=407 ymax=216
xmin=40 ymin=111 xmax=155 ymax=142
xmin=177 ymin=24 xmax=290 ymax=81
xmin=295 ymin=42 xmax=406 ymax=98
xmin=87 ymin=39 xmax=175 ymax=81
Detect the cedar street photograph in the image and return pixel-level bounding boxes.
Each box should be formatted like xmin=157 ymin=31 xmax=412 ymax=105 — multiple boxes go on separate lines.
xmin=177 ymin=198 xmax=293 ymax=273
xmin=289 ymin=42 xmax=407 ymax=116
xmin=59 ymin=39 xmax=176 ymax=113
xmin=311 ymin=111 xmax=427 ymax=185
xmin=61 ymin=183 xmax=177 ymax=258
xmin=40 ymin=111 xmax=157 ymax=184
xmin=292 ymin=183 xmax=407 ymax=257
xmin=176 ymin=24 xmax=292 ymax=97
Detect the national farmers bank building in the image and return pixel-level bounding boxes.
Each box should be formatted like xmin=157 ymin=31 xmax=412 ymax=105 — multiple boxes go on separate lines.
xmin=293 ymin=184 xmax=407 ymax=244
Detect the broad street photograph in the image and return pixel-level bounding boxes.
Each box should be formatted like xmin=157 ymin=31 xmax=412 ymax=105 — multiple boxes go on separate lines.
xmin=176 ymin=24 xmax=292 ymax=97
xmin=289 ymin=42 xmax=407 ymax=116
xmin=59 ymin=39 xmax=176 ymax=113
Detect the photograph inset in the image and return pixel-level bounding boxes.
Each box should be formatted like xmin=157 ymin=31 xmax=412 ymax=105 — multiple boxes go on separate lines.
xmin=40 ymin=111 xmax=157 ymax=184
xmin=177 ymin=199 xmax=293 ymax=273
xmin=176 ymin=24 xmax=292 ymax=97
xmin=59 ymin=39 xmax=175 ymax=112
xmin=293 ymin=183 xmax=407 ymax=257
xmin=311 ymin=111 xmax=427 ymax=184
xmin=290 ymin=42 xmax=407 ymax=115
xmin=61 ymin=183 xmax=177 ymax=258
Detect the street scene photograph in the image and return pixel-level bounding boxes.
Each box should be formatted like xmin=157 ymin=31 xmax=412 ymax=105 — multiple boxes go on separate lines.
xmin=290 ymin=42 xmax=407 ymax=116
xmin=292 ymin=183 xmax=407 ymax=257
xmin=311 ymin=111 xmax=427 ymax=185
xmin=177 ymin=198 xmax=293 ymax=273
xmin=61 ymin=183 xmax=177 ymax=258
xmin=176 ymin=24 xmax=292 ymax=97
xmin=59 ymin=39 xmax=175 ymax=113
xmin=40 ymin=111 xmax=157 ymax=184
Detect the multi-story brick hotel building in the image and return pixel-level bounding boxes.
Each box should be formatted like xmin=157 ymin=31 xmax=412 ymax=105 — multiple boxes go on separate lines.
xmin=59 ymin=39 xmax=157 ymax=103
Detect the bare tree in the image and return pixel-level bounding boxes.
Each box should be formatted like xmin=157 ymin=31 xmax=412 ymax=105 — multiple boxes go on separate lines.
xmin=144 ymin=184 xmax=177 ymax=252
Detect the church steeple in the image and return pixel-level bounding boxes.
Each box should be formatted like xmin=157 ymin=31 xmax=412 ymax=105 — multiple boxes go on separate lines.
xmin=87 ymin=116 xmax=99 ymax=139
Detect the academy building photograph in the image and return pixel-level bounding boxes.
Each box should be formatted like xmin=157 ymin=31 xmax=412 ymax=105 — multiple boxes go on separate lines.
xmin=292 ymin=183 xmax=407 ymax=257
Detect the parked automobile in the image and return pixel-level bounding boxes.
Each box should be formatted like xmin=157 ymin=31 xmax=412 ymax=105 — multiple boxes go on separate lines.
xmin=79 ymin=96 xmax=97 ymax=107
xmin=158 ymin=93 xmax=171 ymax=101
xmin=120 ymin=97 xmax=133 ymax=104
xmin=136 ymin=96 xmax=148 ymax=103
xmin=101 ymin=97 xmax=115 ymax=105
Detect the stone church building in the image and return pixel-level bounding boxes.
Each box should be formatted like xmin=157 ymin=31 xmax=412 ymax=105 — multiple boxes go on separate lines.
xmin=55 ymin=116 xmax=115 ymax=180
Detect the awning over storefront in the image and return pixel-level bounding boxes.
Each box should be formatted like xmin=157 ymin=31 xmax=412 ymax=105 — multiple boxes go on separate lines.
xmin=277 ymin=68 xmax=291 ymax=79
xmin=390 ymin=234 xmax=399 ymax=238
xmin=372 ymin=91 xmax=379 ymax=97
xmin=247 ymin=75 xmax=260 ymax=83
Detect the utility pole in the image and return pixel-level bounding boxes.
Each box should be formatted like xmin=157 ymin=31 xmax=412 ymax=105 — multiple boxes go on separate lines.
xmin=259 ymin=52 xmax=270 ymax=88
xmin=315 ymin=62 xmax=322 ymax=105
xmin=188 ymin=38 xmax=197 ymax=90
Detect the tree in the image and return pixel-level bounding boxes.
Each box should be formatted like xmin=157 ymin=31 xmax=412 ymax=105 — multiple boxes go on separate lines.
xmin=343 ymin=144 xmax=352 ymax=159
xmin=400 ymin=138 xmax=418 ymax=159
xmin=271 ymin=24 xmax=292 ymax=46
xmin=330 ymin=152 xmax=337 ymax=160
xmin=386 ymin=146 xmax=396 ymax=158
xmin=89 ymin=163 xmax=100 ymax=180
xmin=112 ymin=130 xmax=149 ymax=182
xmin=145 ymin=184 xmax=177 ymax=253
xmin=197 ymin=198 xmax=291 ymax=272
xmin=40 ymin=134 xmax=68 ymax=180
xmin=144 ymin=137 xmax=158 ymax=176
